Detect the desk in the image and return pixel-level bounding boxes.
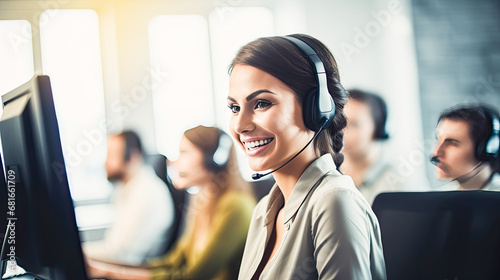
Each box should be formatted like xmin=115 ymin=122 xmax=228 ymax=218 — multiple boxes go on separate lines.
xmin=75 ymin=203 xmax=114 ymax=242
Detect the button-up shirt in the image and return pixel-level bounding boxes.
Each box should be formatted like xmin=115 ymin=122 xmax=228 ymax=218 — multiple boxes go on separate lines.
xmin=238 ymin=154 xmax=387 ymax=280
xmin=84 ymin=166 xmax=175 ymax=265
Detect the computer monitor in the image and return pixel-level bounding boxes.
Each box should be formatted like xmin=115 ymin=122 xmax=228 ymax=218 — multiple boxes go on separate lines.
xmin=0 ymin=75 xmax=88 ymax=279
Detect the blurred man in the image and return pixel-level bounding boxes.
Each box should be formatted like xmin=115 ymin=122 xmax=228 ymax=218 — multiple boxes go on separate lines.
xmin=342 ymin=89 xmax=405 ymax=204
xmin=432 ymin=105 xmax=500 ymax=190
xmin=84 ymin=131 xmax=175 ymax=265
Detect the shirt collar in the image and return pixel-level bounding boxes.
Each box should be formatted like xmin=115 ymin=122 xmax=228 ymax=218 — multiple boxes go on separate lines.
xmin=262 ymin=154 xmax=339 ymax=226
xmin=483 ymin=173 xmax=500 ymax=191
xmin=123 ymin=165 xmax=153 ymax=188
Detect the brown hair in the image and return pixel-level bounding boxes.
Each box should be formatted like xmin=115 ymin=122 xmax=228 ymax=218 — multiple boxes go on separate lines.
xmin=229 ymin=34 xmax=348 ymax=168
xmin=183 ymin=126 xmax=252 ymax=205
xmin=181 ymin=126 xmax=253 ymax=249
xmin=438 ymin=105 xmax=500 ymax=173
xmin=348 ymin=89 xmax=389 ymax=140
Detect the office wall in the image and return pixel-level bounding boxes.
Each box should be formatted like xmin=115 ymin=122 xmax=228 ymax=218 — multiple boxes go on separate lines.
xmin=1 ymin=0 xmax=430 ymax=187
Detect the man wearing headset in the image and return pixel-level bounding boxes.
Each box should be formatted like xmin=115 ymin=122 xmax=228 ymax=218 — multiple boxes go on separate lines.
xmin=431 ymin=105 xmax=500 ymax=190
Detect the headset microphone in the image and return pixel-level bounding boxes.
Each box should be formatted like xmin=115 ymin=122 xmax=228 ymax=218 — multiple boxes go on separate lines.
xmin=431 ymin=155 xmax=484 ymax=183
xmin=252 ymin=119 xmax=328 ymax=180
xmin=430 ymin=156 xmax=439 ymax=166
xmin=453 ymin=161 xmax=484 ymax=183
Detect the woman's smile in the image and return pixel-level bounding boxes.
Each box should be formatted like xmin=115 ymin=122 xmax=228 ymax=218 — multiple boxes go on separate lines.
xmin=228 ymin=64 xmax=314 ymax=172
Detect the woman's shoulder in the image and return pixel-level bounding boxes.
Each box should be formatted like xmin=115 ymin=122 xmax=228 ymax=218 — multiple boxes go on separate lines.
xmin=310 ymin=173 xmax=372 ymax=210
xmin=316 ymin=173 xmax=357 ymax=194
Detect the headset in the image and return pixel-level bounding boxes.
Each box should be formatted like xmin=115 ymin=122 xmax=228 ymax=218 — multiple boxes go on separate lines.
xmin=283 ymin=36 xmax=336 ymax=132
xmin=252 ymin=36 xmax=337 ymax=180
xmin=479 ymin=107 xmax=500 ymax=161
xmin=204 ymin=128 xmax=232 ymax=173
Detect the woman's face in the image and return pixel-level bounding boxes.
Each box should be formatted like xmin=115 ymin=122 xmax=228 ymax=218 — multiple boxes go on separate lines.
xmin=343 ymin=99 xmax=376 ymax=157
xmin=227 ymin=64 xmax=314 ymax=172
xmin=171 ymin=136 xmax=212 ymax=189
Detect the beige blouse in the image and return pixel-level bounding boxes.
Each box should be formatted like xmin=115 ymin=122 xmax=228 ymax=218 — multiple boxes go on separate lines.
xmin=238 ymin=154 xmax=387 ymax=279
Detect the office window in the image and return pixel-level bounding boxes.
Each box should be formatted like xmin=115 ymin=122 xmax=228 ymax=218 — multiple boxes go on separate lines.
xmin=148 ymin=15 xmax=214 ymax=160
xmin=209 ymin=7 xmax=274 ymax=178
xmin=0 ymin=20 xmax=35 ymax=106
xmin=40 ymin=9 xmax=111 ymax=201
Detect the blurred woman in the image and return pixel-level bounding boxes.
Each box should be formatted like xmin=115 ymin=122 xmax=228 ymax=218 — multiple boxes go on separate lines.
xmin=87 ymin=125 xmax=256 ymax=280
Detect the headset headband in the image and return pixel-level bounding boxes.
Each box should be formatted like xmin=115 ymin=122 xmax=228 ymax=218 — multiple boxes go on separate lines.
xmin=283 ymin=36 xmax=335 ymax=131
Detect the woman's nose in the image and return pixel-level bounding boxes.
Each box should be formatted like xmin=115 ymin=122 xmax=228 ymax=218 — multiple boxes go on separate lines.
xmin=233 ymin=111 xmax=255 ymax=135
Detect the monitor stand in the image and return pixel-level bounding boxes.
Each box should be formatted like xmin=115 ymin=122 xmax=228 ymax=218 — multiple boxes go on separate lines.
xmin=2 ymin=274 xmax=44 ymax=280
xmin=0 ymin=260 xmax=45 ymax=280
xmin=0 ymin=224 xmax=46 ymax=280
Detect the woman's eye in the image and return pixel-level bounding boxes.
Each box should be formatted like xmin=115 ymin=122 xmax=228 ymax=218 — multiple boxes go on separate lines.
xmin=255 ymin=100 xmax=271 ymax=110
xmin=228 ymin=104 xmax=240 ymax=114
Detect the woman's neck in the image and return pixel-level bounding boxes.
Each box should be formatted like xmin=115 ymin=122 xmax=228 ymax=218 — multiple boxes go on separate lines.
xmin=196 ymin=181 xmax=220 ymax=208
xmin=272 ymin=148 xmax=317 ymax=204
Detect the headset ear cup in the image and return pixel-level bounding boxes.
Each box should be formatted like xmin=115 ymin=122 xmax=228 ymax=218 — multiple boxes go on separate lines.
xmin=302 ymin=88 xmax=318 ymax=131
xmin=486 ymin=113 xmax=500 ymax=159
xmin=302 ymin=88 xmax=336 ymax=132
xmin=480 ymin=107 xmax=500 ymax=161
xmin=204 ymin=129 xmax=232 ymax=173
xmin=204 ymin=151 xmax=215 ymax=172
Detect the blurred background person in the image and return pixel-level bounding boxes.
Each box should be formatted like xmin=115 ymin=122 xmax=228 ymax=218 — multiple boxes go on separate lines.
xmin=84 ymin=131 xmax=175 ymax=265
xmin=431 ymin=105 xmax=500 ymax=191
xmin=341 ymin=89 xmax=401 ymax=204
xmin=87 ymin=125 xmax=256 ymax=280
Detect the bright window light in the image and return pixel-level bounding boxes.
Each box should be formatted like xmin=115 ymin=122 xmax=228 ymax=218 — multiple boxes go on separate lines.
xmin=149 ymin=15 xmax=214 ymax=160
xmin=0 ymin=20 xmax=34 ymax=102
xmin=209 ymin=7 xmax=274 ymax=179
xmin=40 ymin=9 xmax=111 ymax=201
xmin=0 ymin=20 xmax=34 ymax=177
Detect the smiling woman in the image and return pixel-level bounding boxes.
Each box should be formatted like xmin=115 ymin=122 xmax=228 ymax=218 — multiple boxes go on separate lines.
xmin=227 ymin=34 xmax=387 ymax=280
xmin=228 ymin=68 xmax=308 ymax=174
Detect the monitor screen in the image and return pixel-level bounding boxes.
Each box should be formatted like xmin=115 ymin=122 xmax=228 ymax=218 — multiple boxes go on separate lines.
xmin=0 ymin=75 xmax=88 ymax=279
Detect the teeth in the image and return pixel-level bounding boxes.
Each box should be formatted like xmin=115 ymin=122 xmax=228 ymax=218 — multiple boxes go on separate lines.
xmin=244 ymin=139 xmax=272 ymax=150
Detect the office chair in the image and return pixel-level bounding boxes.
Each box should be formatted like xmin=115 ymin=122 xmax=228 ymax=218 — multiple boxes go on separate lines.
xmin=372 ymin=191 xmax=500 ymax=280
xmin=147 ymin=154 xmax=187 ymax=252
